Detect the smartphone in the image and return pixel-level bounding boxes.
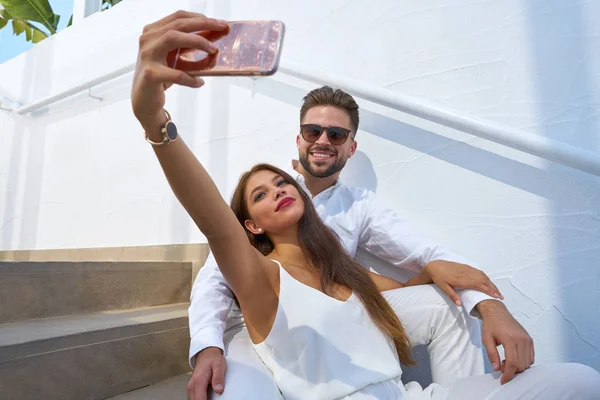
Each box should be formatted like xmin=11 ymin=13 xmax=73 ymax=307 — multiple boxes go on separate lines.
xmin=168 ymin=20 xmax=285 ymax=77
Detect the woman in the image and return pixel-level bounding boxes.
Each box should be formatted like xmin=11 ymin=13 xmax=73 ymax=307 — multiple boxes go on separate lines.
xmin=228 ymin=163 xmax=430 ymax=398
xmin=132 ymin=11 xmax=600 ymax=400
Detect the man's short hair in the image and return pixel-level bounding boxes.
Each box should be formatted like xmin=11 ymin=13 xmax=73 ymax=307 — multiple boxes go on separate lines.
xmin=300 ymin=86 xmax=360 ymax=133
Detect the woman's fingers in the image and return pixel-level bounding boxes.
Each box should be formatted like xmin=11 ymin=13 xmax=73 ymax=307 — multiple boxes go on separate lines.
xmin=160 ymin=16 xmax=228 ymax=35
xmin=143 ymin=10 xmax=209 ymax=34
xmin=487 ymin=279 xmax=503 ymax=299
xmin=474 ymin=281 xmax=496 ymax=298
xmin=139 ymin=17 xmax=228 ymax=67
xmin=132 ymin=12 xmax=221 ymax=129
xmin=482 ymin=282 xmax=503 ymax=299
xmin=141 ymin=63 xmax=204 ymax=88
xmin=154 ymin=30 xmax=219 ymax=59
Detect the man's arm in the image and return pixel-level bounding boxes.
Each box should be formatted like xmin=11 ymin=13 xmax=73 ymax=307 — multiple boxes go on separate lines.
xmin=188 ymin=252 xmax=234 ymax=367
xmin=187 ymin=253 xmax=235 ymax=397
xmin=358 ymin=190 xmax=533 ymax=383
xmin=357 ymin=190 xmax=497 ymax=315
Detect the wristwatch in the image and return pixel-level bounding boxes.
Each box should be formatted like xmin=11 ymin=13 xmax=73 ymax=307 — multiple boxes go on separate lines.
xmin=145 ymin=109 xmax=178 ymax=145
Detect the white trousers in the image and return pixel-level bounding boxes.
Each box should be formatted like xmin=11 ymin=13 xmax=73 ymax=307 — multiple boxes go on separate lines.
xmin=340 ymin=363 xmax=600 ymax=399
xmin=210 ymin=285 xmax=600 ymax=399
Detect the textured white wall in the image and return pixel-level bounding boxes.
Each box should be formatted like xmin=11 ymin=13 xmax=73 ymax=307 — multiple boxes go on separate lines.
xmin=1 ymin=0 xmax=599 ymax=375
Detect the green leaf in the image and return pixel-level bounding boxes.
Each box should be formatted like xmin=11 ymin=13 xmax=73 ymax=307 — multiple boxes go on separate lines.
xmin=8 ymin=17 xmax=48 ymax=43
xmin=11 ymin=18 xmax=26 ymax=35
xmin=102 ymin=0 xmax=122 ymax=10
xmin=0 ymin=0 xmax=58 ymax=33
xmin=67 ymin=14 xmax=72 ymax=27
xmin=32 ymin=26 xmax=46 ymax=42
xmin=25 ymin=25 xmax=32 ymax=41
xmin=51 ymin=12 xmax=59 ymax=28
xmin=0 ymin=15 xmax=8 ymax=30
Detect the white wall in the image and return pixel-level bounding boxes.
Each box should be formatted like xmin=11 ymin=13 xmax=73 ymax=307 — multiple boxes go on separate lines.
xmin=1 ymin=0 xmax=600 ymax=374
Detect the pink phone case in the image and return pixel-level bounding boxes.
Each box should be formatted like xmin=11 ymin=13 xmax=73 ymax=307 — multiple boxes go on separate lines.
xmin=169 ymin=20 xmax=285 ymax=76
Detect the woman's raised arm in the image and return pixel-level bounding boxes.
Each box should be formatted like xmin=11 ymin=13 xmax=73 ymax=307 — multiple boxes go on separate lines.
xmin=131 ymin=11 xmax=273 ymax=305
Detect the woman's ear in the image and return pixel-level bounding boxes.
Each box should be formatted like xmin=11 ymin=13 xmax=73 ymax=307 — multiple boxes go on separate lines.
xmin=244 ymin=219 xmax=263 ymax=235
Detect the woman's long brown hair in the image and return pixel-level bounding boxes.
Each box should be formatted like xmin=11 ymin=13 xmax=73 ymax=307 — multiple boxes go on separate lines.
xmin=230 ymin=163 xmax=414 ymax=365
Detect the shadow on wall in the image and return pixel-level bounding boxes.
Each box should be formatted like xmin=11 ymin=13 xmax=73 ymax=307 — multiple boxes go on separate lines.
xmin=341 ymin=150 xmax=378 ymax=193
xmin=526 ymin=1 xmax=600 ymax=370
xmin=234 ymin=76 xmax=600 ymax=204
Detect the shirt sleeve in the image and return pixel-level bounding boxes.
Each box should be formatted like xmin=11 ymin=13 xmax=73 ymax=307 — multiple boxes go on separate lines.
xmin=188 ymin=252 xmax=235 ymax=368
xmin=357 ymin=190 xmax=496 ymax=317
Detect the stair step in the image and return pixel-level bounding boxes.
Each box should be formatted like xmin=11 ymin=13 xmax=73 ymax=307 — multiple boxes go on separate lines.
xmin=107 ymin=373 xmax=191 ymax=400
xmin=0 ymin=261 xmax=192 ymax=323
xmin=0 ymin=303 xmax=191 ymax=400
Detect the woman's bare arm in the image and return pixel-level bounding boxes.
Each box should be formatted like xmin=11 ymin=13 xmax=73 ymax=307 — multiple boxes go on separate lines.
xmin=130 ymin=12 xmax=275 ymax=315
xmin=150 ymin=137 xmax=273 ymax=304
xmin=369 ymin=268 xmax=433 ymax=292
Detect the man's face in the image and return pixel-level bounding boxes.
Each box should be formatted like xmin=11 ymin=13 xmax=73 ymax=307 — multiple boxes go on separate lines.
xmin=297 ymin=106 xmax=357 ymax=178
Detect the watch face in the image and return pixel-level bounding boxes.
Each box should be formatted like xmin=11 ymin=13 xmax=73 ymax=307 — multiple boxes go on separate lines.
xmin=165 ymin=121 xmax=178 ymax=141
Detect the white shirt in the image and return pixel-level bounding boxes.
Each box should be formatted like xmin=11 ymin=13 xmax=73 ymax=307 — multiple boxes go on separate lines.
xmin=188 ymin=164 xmax=493 ymax=366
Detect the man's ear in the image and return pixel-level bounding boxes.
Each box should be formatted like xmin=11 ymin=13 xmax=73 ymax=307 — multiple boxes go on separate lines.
xmin=348 ymin=139 xmax=358 ymax=158
xmin=296 ymin=134 xmax=301 ymax=150
xmin=244 ymin=219 xmax=263 ymax=235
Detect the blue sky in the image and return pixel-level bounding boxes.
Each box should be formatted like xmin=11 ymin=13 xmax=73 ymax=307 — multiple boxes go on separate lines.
xmin=0 ymin=0 xmax=74 ymax=63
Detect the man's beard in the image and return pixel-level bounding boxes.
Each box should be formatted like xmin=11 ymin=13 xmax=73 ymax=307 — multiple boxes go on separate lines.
xmin=299 ymin=147 xmax=347 ymax=178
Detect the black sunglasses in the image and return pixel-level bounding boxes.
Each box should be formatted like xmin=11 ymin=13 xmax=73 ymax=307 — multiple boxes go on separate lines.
xmin=300 ymin=124 xmax=353 ymax=146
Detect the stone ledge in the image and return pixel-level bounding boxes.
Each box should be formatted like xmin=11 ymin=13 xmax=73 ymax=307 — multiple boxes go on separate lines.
xmin=107 ymin=373 xmax=191 ymax=400
xmin=0 ymin=313 xmax=190 ymax=400
xmin=0 ymin=262 xmax=193 ymax=324
xmin=0 ymin=243 xmax=210 ymax=263
xmin=0 ymin=303 xmax=189 ymax=362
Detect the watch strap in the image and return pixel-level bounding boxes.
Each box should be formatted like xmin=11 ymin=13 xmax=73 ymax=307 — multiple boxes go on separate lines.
xmin=145 ymin=109 xmax=175 ymax=146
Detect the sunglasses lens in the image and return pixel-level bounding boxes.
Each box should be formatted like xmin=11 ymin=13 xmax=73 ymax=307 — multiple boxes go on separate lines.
xmin=301 ymin=124 xmax=323 ymax=142
xmin=327 ymin=127 xmax=349 ymax=145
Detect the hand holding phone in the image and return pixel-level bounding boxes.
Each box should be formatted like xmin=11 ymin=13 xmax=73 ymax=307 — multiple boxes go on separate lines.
xmin=167 ymin=20 xmax=285 ymax=77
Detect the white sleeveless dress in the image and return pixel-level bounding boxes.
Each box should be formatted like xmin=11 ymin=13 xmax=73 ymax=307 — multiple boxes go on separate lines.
xmin=253 ymin=260 xmax=411 ymax=400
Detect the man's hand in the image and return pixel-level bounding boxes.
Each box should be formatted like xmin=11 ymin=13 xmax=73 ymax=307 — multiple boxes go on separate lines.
xmin=477 ymin=300 xmax=535 ymax=384
xmin=187 ymin=347 xmax=227 ymax=400
xmin=425 ymin=260 xmax=503 ymax=306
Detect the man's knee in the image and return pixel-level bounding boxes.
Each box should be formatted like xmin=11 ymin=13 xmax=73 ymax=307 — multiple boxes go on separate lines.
xmin=209 ymin=361 xmax=281 ymax=400
xmin=209 ymin=357 xmax=282 ymax=400
xmin=211 ymin=326 xmax=282 ymax=400
xmin=552 ymin=363 xmax=600 ymax=398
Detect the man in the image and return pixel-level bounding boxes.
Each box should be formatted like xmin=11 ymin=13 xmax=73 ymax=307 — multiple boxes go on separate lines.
xmin=187 ymin=86 xmax=534 ymax=399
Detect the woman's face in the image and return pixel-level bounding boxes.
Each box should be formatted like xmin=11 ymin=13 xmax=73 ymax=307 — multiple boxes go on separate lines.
xmin=244 ymin=170 xmax=305 ymax=236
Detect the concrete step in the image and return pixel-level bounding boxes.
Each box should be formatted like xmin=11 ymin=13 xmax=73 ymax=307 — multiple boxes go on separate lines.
xmin=0 ymin=303 xmax=191 ymax=400
xmin=107 ymin=373 xmax=191 ymax=400
xmin=0 ymin=261 xmax=192 ymax=324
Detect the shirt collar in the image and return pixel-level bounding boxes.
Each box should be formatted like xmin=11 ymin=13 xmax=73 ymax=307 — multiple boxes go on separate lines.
xmin=288 ymin=159 xmax=342 ymax=200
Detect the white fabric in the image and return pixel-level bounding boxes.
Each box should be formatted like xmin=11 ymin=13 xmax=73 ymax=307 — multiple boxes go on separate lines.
xmin=229 ymin=260 xmax=600 ymax=400
xmin=253 ymin=260 xmax=405 ymax=400
xmin=211 ymin=292 xmax=600 ymax=400
xmin=439 ymin=363 xmax=600 ymax=400
xmin=189 ymin=164 xmax=495 ymax=365
xmin=212 ymin=284 xmax=483 ymax=399
xmin=381 ymin=285 xmax=484 ymax=386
